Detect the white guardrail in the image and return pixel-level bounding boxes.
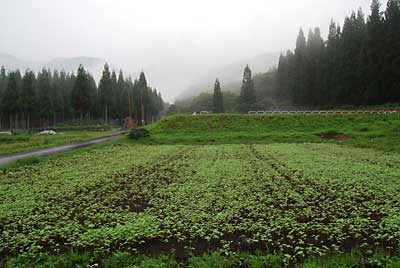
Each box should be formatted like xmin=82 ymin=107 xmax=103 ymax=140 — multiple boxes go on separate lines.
xmin=247 ymin=110 xmax=400 ymax=115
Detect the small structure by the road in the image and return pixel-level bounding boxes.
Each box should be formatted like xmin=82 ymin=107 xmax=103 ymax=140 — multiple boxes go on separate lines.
xmin=122 ymin=116 xmax=136 ymax=130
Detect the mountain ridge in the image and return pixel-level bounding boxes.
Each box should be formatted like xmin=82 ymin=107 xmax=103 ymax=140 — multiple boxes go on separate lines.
xmin=0 ymin=53 xmax=107 ymax=79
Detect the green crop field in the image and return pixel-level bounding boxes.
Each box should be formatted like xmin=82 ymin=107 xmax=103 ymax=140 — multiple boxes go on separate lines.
xmin=1 ymin=114 xmax=400 ymax=267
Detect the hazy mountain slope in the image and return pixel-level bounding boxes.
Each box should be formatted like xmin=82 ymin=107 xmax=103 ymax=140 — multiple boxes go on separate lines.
xmin=0 ymin=53 xmax=26 ymax=70
xmin=0 ymin=54 xmax=106 ymax=79
xmin=176 ymin=51 xmax=281 ymax=100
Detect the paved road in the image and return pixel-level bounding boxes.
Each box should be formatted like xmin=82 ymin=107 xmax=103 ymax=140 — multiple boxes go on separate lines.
xmin=0 ymin=134 xmax=124 ymax=166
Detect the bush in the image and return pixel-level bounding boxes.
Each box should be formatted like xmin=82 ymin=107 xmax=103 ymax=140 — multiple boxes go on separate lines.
xmin=129 ymin=128 xmax=150 ymax=140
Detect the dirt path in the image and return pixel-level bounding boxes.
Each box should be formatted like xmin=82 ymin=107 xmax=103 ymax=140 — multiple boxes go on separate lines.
xmin=0 ymin=134 xmax=124 ymax=166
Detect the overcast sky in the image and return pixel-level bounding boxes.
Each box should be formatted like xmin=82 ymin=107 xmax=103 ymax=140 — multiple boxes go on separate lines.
xmin=0 ymin=0 xmax=387 ymax=101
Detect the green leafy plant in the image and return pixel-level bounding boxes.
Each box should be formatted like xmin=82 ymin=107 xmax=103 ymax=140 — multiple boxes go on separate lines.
xmin=129 ymin=128 xmax=150 ymax=140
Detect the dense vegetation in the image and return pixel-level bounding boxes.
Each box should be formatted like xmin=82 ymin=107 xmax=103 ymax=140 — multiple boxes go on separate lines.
xmin=1 ymin=134 xmax=400 ymax=267
xmin=276 ymin=0 xmax=400 ymax=108
xmin=0 ymin=64 xmax=165 ymax=130
xmin=174 ymin=0 xmax=400 ymax=113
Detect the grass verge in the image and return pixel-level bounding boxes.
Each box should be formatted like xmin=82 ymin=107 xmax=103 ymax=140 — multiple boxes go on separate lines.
xmin=141 ymin=114 xmax=400 ymax=152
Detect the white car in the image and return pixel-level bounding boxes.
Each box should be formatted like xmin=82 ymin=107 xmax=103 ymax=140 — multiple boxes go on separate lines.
xmin=35 ymin=130 xmax=57 ymax=135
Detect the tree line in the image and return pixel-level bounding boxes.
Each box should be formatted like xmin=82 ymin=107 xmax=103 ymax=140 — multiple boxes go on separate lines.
xmin=277 ymin=0 xmax=400 ymax=108
xmin=0 ymin=64 xmax=164 ymax=130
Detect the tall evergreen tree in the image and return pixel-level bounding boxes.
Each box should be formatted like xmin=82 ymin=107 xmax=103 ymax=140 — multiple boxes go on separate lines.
xmin=331 ymin=11 xmax=365 ymax=106
xmin=36 ymin=68 xmax=52 ymax=128
xmin=362 ymin=0 xmax=385 ymax=104
xmin=276 ymin=54 xmax=288 ymax=101
xmin=3 ymin=71 xmax=20 ymax=130
xmin=305 ymin=27 xmax=325 ymax=107
xmin=116 ymin=70 xmax=126 ymax=120
xmin=384 ymin=0 xmax=400 ymax=101
xmin=137 ymin=72 xmax=148 ymax=125
xmin=58 ymin=71 xmax=72 ymax=121
xmin=321 ymin=21 xmax=341 ymax=106
xmin=213 ymin=78 xmax=224 ymax=113
xmin=111 ymin=70 xmax=118 ymax=118
xmin=0 ymin=67 xmax=7 ymax=128
xmin=71 ymin=65 xmax=91 ymax=122
xmin=98 ymin=64 xmax=112 ymax=123
xmin=238 ymin=65 xmax=256 ymax=113
xmin=50 ymin=70 xmax=63 ymax=125
xmin=293 ymin=28 xmax=308 ymax=106
xmin=125 ymin=77 xmax=135 ymax=118
xmin=20 ymin=70 xmax=36 ymax=129
xmin=87 ymin=73 xmax=98 ymax=119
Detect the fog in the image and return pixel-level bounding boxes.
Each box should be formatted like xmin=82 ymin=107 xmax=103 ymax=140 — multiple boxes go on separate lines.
xmin=0 ymin=0 xmax=386 ymax=102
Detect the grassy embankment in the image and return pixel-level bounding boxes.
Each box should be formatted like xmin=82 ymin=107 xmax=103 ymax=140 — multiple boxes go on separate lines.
xmin=145 ymin=113 xmax=400 ymax=152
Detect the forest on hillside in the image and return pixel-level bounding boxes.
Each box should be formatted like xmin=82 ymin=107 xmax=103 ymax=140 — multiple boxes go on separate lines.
xmin=0 ymin=64 xmax=164 ymax=130
xmin=174 ymin=0 xmax=400 ymax=113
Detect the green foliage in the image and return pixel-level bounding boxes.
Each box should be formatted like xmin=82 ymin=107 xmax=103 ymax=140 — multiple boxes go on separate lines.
xmin=0 ymin=157 xmax=42 ymax=172
xmin=104 ymin=253 xmax=179 ymax=268
xmin=188 ymin=252 xmax=239 ymax=268
xmin=213 ymin=79 xmax=224 ymax=113
xmin=19 ymin=70 xmax=36 ymax=128
xmin=6 ymin=251 xmax=91 ymax=268
xmin=146 ymin=114 xmax=400 ymax=152
xmin=129 ymin=128 xmax=150 ymax=140
xmin=5 ymin=251 xmax=400 ymax=268
xmin=37 ymin=68 xmax=53 ymax=119
xmin=71 ymin=65 xmax=91 ymax=119
xmin=303 ymin=251 xmax=400 ymax=268
xmin=238 ymin=65 xmax=256 ymax=113
xmin=3 ymin=71 xmax=21 ymax=115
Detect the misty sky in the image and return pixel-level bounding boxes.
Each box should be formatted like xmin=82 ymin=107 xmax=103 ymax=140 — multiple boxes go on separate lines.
xmin=0 ymin=0 xmax=387 ymax=101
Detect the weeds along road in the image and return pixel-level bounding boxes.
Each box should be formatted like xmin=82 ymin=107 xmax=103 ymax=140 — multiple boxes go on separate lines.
xmin=0 ymin=134 xmax=124 ymax=166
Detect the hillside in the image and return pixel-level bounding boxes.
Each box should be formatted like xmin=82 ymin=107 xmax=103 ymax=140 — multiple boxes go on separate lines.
xmin=146 ymin=114 xmax=400 ymax=151
xmin=174 ymin=71 xmax=278 ymax=113
xmin=176 ymin=52 xmax=281 ymax=100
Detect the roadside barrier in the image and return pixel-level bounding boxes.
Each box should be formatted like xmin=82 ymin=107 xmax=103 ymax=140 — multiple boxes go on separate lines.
xmin=247 ymin=110 xmax=400 ymax=115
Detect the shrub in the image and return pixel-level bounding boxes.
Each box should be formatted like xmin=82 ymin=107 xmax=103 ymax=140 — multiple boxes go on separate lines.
xmin=129 ymin=128 xmax=150 ymax=140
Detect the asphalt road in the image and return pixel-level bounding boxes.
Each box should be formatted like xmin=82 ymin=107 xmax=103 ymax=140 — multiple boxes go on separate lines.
xmin=0 ymin=134 xmax=123 ymax=166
